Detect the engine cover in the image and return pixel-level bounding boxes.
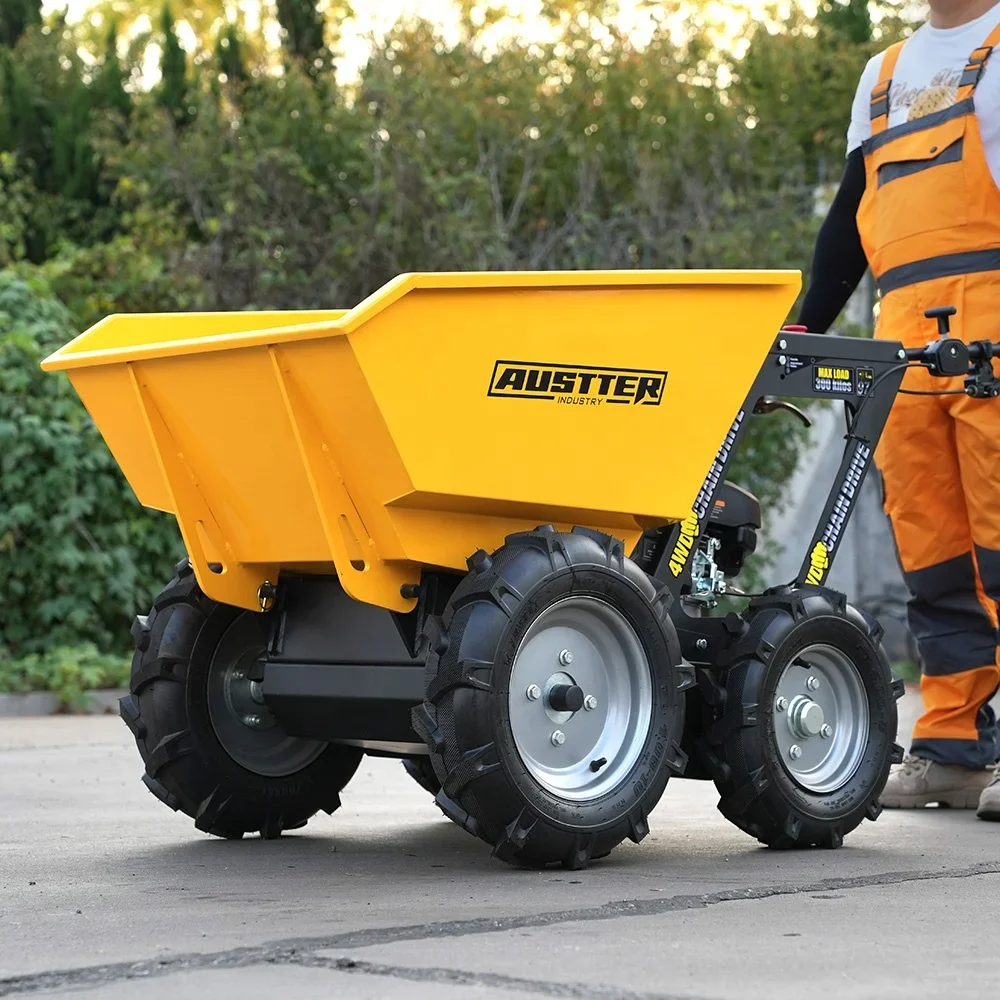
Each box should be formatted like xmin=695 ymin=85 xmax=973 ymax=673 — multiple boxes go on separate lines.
xmin=706 ymin=481 xmax=760 ymax=578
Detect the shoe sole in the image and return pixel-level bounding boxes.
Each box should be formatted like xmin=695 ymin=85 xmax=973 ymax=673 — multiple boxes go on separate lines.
xmin=977 ymin=805 xmax=1000 ymax=821
xmin=881 ymin=791 xmax=985 ymax=809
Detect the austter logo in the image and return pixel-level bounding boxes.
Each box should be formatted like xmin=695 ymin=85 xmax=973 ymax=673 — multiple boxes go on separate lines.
xmin=488 ymin=361 xmax=667 ymax=406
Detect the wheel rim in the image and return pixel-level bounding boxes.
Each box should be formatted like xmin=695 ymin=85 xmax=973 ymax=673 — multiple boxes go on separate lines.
xmin=206 ymin=613 xmax=327 ymax=778
xmin=508 ymin=596 xmax=653 ymax=802
xmin=773 ymin=643 xmax=870 ymax=794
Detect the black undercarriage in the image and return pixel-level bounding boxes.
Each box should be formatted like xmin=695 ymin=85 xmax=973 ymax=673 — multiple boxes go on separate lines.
xmin=260 ymin=330 xmax=908 ymax=768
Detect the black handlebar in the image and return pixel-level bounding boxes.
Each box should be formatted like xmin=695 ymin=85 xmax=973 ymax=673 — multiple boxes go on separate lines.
xmin=897 ymin=306 xmax=1000 ymax=398
xmin=903 ymin=340 xmax=1000 ymax=364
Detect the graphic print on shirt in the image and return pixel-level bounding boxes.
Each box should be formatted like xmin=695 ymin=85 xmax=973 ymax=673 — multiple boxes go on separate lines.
xmin=899 ymin=73 xmax=960 ymax=119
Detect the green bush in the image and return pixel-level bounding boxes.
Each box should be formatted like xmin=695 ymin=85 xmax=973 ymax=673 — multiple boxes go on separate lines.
xmin=0 ymin=271 xmax=184 ymax=658
xmin=1 ymin=3 xmax=892 ymax=663
xmin=0 ymin=643 xmax=130 ymax=708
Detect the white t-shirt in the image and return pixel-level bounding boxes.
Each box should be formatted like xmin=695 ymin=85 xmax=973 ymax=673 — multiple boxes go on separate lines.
xmin=846 ymin=2 xmax=1000 ymax=187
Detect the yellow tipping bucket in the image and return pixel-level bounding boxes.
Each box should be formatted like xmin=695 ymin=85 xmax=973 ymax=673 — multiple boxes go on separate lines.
xmin=41 ymin=270 xmax=800 ymax=612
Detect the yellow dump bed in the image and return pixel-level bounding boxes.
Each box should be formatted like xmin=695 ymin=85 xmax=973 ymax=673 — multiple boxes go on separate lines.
xmin=42 ymin=270 xmax=800 ymax=612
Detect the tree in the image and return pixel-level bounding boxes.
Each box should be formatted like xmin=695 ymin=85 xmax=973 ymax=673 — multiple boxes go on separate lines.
xmin=817 ymin=0 xmax=873 ymax=46
xmin=157 ymin=4 xmax=188 ymax=120
xmin=0 ymin=0 xmax=41 ymax=49
xmin=97 ymin=22 xmax=131 ymax=119
xmin=215 ymin=21 xmax=245 ymax=83
xmin=274 ymin=0 xmax=352 ymax=77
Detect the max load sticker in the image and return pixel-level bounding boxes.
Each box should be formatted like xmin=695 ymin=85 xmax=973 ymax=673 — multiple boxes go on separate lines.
xmin=813 ymin=364 xmax=855 ymax=394
xmin=488 ymin=361 xmax=667 ymax=406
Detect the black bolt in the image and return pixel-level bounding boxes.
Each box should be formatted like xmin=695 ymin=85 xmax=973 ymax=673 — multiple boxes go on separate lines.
xmin=549 ymin=684 xmax=585 ymax=713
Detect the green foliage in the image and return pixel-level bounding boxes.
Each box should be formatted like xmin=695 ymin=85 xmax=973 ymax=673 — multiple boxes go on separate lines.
xmin=0 ymin=152 xmax=33 ymax=265
xmin=276 ymin=0 xmax=328 ymax=72
xmin=0 ymin=644 xmax=130 ymax=708
xmin=892 ymin=659 xmax=920 ymax=683
xmin=158 ymin=4 xmax=188 ymax=121
xmin=0 ymin=1 xmax=923 ymax=660
xmin=0 ymin=272 xmax=184 ymax=658
xmin=817 ymin=0 xmax=873 ymax=45
xmin=97 ymin=22 xmax=131 ymax=120
xmin=0 ymin=0 xmax=41 ymax=49
xmin=215 ymin=21 xmax=246 ymax=83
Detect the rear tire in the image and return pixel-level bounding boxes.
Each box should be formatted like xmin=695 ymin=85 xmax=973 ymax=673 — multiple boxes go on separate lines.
xmin=119 ymin=559 xmax=363 ymax=839
xmin=412 ymin=526 xmax=687 ymax=869
xmin=402 ymin=756 xmax=441 ymax=795
xmin=701 ymin=588 xmax=904 ymax=849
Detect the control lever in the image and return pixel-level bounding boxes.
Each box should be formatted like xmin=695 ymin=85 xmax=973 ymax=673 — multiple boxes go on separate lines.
xmin=925 ymin=305 xmax=956 ymax=337
xmin=753 ymin=396 xmax=811 ymax=427
xmin=919 ymin=305 xmax=969 ymax=377
xmin=917 ymin=305 xmax=1000 ymax=397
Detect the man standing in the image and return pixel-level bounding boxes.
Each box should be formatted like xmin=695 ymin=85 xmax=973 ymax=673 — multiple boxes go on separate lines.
xmin=795 ymin=0 xmax=1000 ymax=819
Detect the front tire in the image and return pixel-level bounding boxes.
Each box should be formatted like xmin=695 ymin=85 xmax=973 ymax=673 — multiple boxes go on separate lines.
xmin=119 ymin=559 xmax=363 ymax=839
xmin=703 ymin=588 xmax=904 ymax=848
xmin=412 ymin=526 xmax=688 ymax=869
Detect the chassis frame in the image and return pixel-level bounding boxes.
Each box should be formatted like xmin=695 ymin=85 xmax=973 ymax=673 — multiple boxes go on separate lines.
xmin=258 ymin=331 xmax=909 ymax=767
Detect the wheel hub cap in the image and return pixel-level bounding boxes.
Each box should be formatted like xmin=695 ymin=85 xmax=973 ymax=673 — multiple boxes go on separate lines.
xmin=508 ymin=596 xmax=653 ymax=802
xmin=787 ymin=695 xmax=825 ymax=739
xmin=773 ymin=643 xmax=869 ymax=794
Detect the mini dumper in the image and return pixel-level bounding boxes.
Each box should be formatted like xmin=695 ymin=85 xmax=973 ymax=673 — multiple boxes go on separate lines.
xmin=41 ymin=271 xmax=1000 ymax=868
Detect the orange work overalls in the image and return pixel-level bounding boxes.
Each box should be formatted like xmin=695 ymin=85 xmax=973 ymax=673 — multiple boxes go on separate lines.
xmin=857 ymin=23 xmax=1000 ymax=767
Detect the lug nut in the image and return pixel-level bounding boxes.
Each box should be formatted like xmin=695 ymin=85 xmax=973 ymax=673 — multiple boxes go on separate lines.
xmin=584 ymin=695 xmax=598 ymax=711
xmin=243 ymin=714 xmax=262 ymax=728
xmin=806 ymin=676 xmax=820 ymax=691
xmin=559 ymin=649 xmax=574 ymax=666
xmin=820 ymin=724 xmax=833 ymax=739
xmin=233 ymin=671 xmax=245 ymax=681
xmin=696 ymin=638 xmax=709 ymax=651
xmin=789 ymin=744 xmax=803 ymax=760
xmin=550 ymin=730 xmax=566 ymax=746
xmin=526 ymin=684 xmax=541 ymax=701
xmin=775 ymin=697 xmax=788 ymax=712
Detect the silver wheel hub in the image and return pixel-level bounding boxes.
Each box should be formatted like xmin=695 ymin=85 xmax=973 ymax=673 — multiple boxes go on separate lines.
xmin=207 ymin=615 xmax=327 ymax=778
xmin=773 ymin=644 xmax=869 ymax=794
xmin=508 ymin=596 xmax=653 ymax=802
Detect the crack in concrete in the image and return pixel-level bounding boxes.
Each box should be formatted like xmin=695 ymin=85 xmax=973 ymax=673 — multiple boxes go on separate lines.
xmin=296 ymin=953 xmax=707 ymax=1000
xmin=2 ymin=862 xmax=998 ymax=997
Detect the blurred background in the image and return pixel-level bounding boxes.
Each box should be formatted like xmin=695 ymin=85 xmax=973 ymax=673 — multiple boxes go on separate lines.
xmin=0 ymin=0 xmax=921 ymax=704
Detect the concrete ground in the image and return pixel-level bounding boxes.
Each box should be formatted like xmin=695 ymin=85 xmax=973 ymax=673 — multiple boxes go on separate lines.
xmin=1 ymin=688 xmax=998 ymax=1000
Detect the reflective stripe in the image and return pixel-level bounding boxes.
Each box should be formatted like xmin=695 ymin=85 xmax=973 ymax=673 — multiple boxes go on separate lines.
xmin=974 ymin=545 xmax=1000 ymax=596
xmin=862 ymin=98 xmax=974 ymax=156
xmin=877 ymin=248 xmax=1000 ymax=295
xmin=960 ymin=64 xmax=987 ymax=87
xmin=903 ymin=552 xmax=998 ymax=675
xmin=869 ymin=79 xmax=892 ymax=121
xmin=959 ymin=44 xmax=994 ymax=88
xmin=877 ymin=136 xmax=964 ymax=187
xmin=911 ymin=733 xmax=999 ymax=768
xmin=870 ymin=95 xmax=890 ymax=120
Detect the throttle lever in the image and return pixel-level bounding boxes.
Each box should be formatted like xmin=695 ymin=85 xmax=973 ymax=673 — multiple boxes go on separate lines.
xmin=921 ymin=305 xmax=969 ymax=376
xmin=753 ymin=396 xmax=812 ymax=427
